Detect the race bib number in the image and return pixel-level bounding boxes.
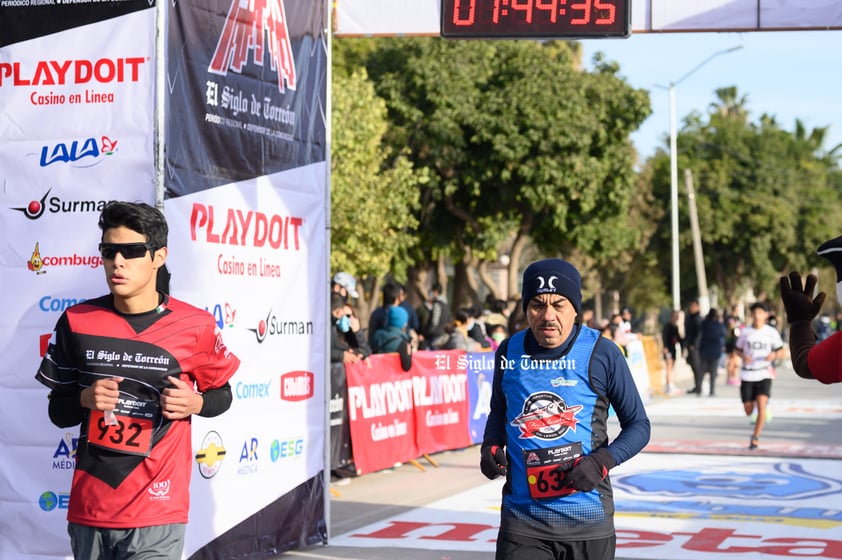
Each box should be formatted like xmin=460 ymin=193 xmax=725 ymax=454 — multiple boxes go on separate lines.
xmin=523 ymin=442 xmax=583 ymax=500
xmin=87 ymin=399 xmax=158 ymax=456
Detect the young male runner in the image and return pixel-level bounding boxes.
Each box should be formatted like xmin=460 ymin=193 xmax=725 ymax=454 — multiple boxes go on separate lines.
xmin=36 ymin=201 xmax=240 ymax=559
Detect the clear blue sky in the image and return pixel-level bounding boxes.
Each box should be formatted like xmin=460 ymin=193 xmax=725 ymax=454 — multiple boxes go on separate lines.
xmin=580 ymin=30 xmax=842 ymax=162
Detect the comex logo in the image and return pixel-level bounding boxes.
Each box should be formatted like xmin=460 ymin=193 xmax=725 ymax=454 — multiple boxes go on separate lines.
xmin=208 ymin=0 xmax=297 ymax=93
xmin=34 ymin=136 xmax=118 ymax=168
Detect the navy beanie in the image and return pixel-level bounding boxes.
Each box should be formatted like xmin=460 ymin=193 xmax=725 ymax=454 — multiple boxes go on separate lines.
xmin=521 ymin=258 xmax=582 ymax=313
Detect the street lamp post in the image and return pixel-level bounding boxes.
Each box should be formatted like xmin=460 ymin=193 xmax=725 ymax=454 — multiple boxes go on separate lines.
xmin=662 ymin=45 xmax=743 ymax=313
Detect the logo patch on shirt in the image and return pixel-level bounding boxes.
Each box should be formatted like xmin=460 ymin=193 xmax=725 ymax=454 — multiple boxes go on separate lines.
xmin=511 ymin=391 xmax=582 ymax=440
xmin=148 ymin=479 xmax=171 ymax=500
xmin=550 ymin=377 xmax=577 ymax=387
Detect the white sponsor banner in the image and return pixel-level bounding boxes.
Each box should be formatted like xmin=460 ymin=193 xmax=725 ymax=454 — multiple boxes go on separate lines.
xmin=0 ymin=9 xmax=156 ymax=560
xmin=163 ymin=164 xmax=327 ymax=558
xmin=331 ymin=453 xmax=842 ymax=559
xmin=334 ymin=0 xmax=842 ymax=35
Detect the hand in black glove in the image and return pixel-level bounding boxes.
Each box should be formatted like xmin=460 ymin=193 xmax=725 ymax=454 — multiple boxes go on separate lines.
xmin=563 ymin=448 xmax=616 ymax=493
xmin=780 ymin=271 xmax=826 ymax=323
xmin=480 ymin=444 xmax=508 ymax=480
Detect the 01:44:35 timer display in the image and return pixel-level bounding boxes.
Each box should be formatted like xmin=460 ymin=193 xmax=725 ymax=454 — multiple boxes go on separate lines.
xmin=441 ymin=0 xmax=631 ymax=39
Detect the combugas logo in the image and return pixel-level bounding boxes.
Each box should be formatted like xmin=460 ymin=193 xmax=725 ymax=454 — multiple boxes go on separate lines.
xmin=208 ymin=0 xmax=297 ymax=93
xmin=195 ymin=431 xmax=227 ymax=479
xmin=11 ymin=188 xmax=109 ymax=220
xmin=28 ymin=242 xmax=46 ymax=274
xmin=26 ymin=242 xmax=102 ymax=274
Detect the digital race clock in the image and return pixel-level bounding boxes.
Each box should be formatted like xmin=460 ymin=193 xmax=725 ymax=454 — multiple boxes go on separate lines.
xmin=441 ymin=0 xmax=631 ymax=39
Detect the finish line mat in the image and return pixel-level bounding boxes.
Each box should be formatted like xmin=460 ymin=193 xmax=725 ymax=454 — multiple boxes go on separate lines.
xmin=330 ymin=453 xmax=842 ymax=560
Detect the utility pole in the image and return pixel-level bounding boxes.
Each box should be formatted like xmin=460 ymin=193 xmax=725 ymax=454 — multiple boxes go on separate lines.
xmin=685 ymin=169 xmax=710 ymax=315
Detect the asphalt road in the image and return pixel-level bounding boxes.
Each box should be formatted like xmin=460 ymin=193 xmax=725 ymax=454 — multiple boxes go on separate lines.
xmin=276 ymin=359 xmax=842 ymax=560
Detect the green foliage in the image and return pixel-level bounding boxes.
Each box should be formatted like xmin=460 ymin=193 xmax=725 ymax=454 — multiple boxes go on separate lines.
xmin=646 ymin=86 xmax=842 ymax=306
xmin=330 ymin=65 xmax=425 ymax=281
xmin=341 ymin=38 xmax=651 ymax=290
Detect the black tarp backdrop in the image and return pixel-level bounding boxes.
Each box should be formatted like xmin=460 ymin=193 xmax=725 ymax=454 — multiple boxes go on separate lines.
xmin=0 ymin=0 xmax=152 ymax=48
xmin=165 ymin=0 xmax=328 ymax=196
xmin=331 ymin=362 xmax=353 ymax=471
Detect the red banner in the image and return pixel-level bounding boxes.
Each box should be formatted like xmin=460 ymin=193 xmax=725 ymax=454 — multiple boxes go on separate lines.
xmin=344 ymin=350 xmax=474 ymax=474
xmin=411 ymin=350 xmax=473 ymax=455
xmin=345 ymin=355 xmax=419 ymax=474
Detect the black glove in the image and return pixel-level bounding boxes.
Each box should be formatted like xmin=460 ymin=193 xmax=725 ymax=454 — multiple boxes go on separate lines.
xmin=480 ymin=444 xmax=508 ymax=480
xmin=563 ymin=448 xmax=616 ymax=493
xmin=780 ymin=271 xmax=826 ymax=323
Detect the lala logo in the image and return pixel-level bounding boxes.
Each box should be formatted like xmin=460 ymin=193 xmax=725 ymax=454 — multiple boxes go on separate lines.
xmin=38 ymin=136 xmax=118 ymax=167
xmin=208 ymin=0 xmax=297 ymax=93
xmin=148 ymin=480 xmax=171 ymax=500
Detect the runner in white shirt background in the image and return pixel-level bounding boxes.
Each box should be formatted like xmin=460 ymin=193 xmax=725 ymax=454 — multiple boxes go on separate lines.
xmin=735 ymin=301 xmax=785 ymax=451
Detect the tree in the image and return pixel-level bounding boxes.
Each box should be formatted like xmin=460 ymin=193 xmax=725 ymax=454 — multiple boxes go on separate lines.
xmin=645 ymin=86 xmax=842 ymax=309
xmin=330 ymin=64 xmax=426 ymax=316
xmin=348 ymin=38 xmax=651 ymax=308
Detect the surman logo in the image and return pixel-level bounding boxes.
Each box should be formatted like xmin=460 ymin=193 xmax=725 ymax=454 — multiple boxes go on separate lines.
xmin=208 ymin=0 xmax=297 ymax=93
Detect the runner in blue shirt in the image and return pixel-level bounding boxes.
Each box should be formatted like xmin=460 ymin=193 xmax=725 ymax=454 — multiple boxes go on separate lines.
xmin=481 ymin=258 xmax=650 ymax=560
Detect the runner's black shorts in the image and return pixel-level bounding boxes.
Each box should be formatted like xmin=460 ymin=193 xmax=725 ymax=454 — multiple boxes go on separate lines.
xmin=740 ymin=378 xmax=772 ymax=403
xmin=496 ymin=530 xmax=616 ymax=560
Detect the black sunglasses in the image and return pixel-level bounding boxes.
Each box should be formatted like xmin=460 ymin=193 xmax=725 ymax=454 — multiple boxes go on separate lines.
xmin=98 ymin=242 xmax=155 ymax=260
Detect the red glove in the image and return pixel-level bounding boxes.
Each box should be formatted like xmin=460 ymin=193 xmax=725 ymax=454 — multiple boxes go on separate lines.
xmin=563 ymin=448 xmax=616 ymax=492
xmin=480 ymin=444 xmax=508 ymax=480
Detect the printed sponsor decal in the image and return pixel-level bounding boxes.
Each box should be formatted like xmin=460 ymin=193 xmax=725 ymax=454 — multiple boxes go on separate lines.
xmin=269 ymin=437 xmax=304 ymax=462
xmin=237 ymin=437 xmax=259 ymax=475
xmin=249 ymin=308 xmax=313 ymax=343
xmin=195 ymin=431 xmax=226 ymax=479
xmin=208 ymin=0 xmax=296 ymax=93
xmin=235 ymin=379 xmax=272 ymax=400
xmin=280 ymin=370 xmax=313 ymax=401
xmin=26 ymin=242 xmax=102 ymax=274
xmin=33 ymin=137 xmax=118 ymax=168
xmin=38 ymin=491 xmax=70 ymax=512
xmin=0 ymin=57 xmax=147 ymax=87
